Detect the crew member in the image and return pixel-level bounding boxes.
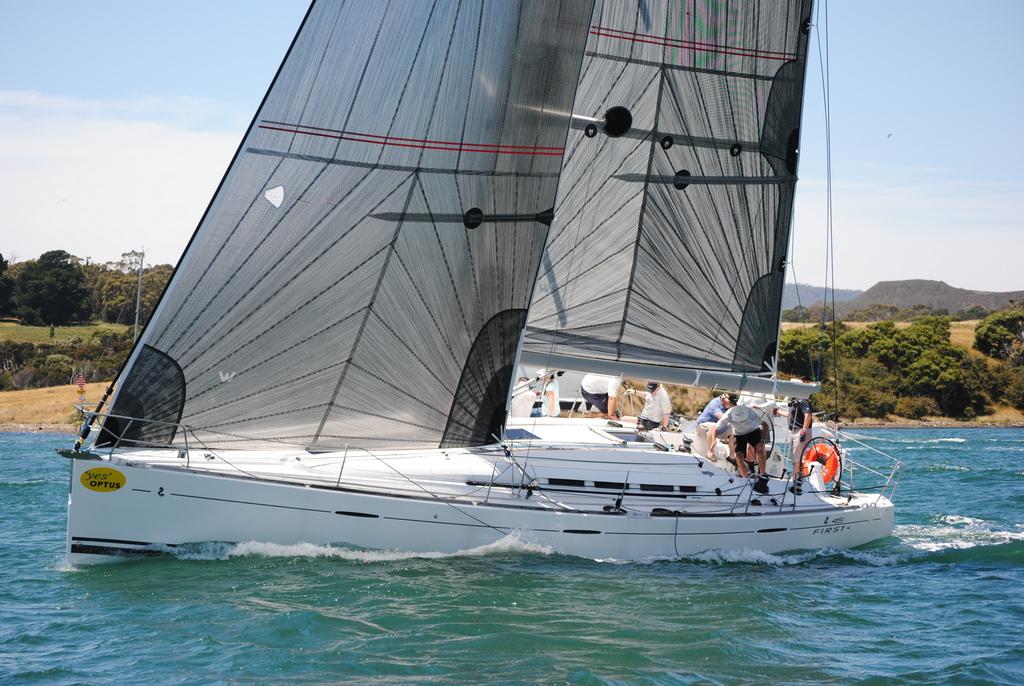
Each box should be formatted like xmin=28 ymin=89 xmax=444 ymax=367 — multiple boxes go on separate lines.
xmin=723 ymin=404 xmax=769 ymax=494
xmin=635 ymin=381 xmax=672 ymax=431
xmin=508 ymin=377 xmax=536 ymax=418
xmin=787 ymin=395 xmax=814 ymax=480
xmin=693 ymin=393 xmax=736 ymax=456
xmin=537 ymin=369 xmax=560 ymax=417
xmin=580 ymin=373 xmax=623 ymax=418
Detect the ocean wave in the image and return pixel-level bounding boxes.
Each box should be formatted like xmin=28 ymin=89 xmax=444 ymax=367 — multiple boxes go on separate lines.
xmin=937 ymin=514 xmax=986 ymax=526
xmin=160 ymin=534 xmax=554 ymax=563
xmin=664 ymin=516 xmax=1024 ymax=567
xmin=921 ymin=462 xmax=971 ymax=472
xmin=676 ymin=546 xmax=901 ymax=567
xmin=894 ymin=521 xmax=1024 ymax=554
xmin=0 ymin=479 xmax=47 ymax=487
xmin=867 ymin=436 xmax=969 ymax=446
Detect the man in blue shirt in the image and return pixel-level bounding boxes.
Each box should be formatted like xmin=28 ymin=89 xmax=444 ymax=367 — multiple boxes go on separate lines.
xmin=693 ymin=393 xmax=737 ymax=456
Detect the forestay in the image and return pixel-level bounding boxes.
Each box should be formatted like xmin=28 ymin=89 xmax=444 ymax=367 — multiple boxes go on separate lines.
xmin=524 ymin=0 xmax=813 ymax=376
xmin=96 ymin=0 xmax=592 ymax=450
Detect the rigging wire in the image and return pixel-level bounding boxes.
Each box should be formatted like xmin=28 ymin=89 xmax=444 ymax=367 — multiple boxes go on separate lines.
xmin=784 ymin=240 xmax=819 ymax=380
xmin=824 ymin=0 xmax=841 ymax=421
xmin=814 ymin=0 xmax=841 ymax=418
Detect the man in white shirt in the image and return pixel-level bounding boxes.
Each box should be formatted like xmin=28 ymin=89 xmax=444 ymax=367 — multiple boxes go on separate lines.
xmin=580 ymin=373 xmax=623 ymax=418
xmin=635 ymin=382 xmax=672 ymax=430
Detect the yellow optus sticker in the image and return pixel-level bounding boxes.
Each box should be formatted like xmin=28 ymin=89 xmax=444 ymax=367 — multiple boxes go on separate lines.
xmin=80 ymin=467 xmax=127 ymax=493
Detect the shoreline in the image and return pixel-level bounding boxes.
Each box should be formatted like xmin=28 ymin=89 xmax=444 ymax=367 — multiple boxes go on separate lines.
xmin=3 ymin=420 xmax=1023 ymax=436
xmin=839 ymin=420 xmax=1024 ymax=429
xmin=2 ymin=423 xmax=77 ymax=434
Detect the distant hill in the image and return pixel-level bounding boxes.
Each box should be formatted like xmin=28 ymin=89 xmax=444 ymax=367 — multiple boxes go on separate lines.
xmin=838 ymin=280 xmax=1024 ymax=316
xmin=782 ymin=283 xmax=861 ymax=311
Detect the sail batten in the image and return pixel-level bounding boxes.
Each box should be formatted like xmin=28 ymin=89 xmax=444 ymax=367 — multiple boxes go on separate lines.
xmin=97 ymin=0 xmax=594 ymax=451
xmin=524 ymin=0 xmax=813 ymax=377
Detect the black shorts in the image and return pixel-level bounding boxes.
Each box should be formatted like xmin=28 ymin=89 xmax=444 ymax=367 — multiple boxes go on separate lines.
xmin=735 ymin=428 xmax=763 ymax=453
xmin=638 ymin=417 xmax=661 ymax=431
xmin=581 ymin=389 xmax=609 ymax=413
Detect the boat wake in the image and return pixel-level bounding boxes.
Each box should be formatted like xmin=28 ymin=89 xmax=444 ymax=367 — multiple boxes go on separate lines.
xmin=895 ymin=515 xmax=1024 ymax=553
xmin=672 ymin=514 xmax=1024 ymax=567
xmin=158 ymin=534 xmax=555 ymax=563
xmin=884 ymin=437 xmax=968 ymax=445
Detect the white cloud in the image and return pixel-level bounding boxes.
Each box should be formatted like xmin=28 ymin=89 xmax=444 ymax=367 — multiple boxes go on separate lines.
xmin=0 ymin=90 xmax=242 ymax=265
xmin=0 ymin=89 xmax=247 ymax=130
xmin=2 ymin=90 xmax=1020 ymax=295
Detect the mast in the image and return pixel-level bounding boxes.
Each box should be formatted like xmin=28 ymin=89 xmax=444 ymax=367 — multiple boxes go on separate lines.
xmin=133 ymin=249 xmax=144 ymax=342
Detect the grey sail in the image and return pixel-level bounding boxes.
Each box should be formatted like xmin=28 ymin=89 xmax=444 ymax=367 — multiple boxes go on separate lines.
xmin=524 ymin=0 xmax=813 ymax=376
xmin=97 ymin=0 xmax=593 ymax=450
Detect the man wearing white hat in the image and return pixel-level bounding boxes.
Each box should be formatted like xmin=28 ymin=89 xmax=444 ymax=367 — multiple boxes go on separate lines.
xmin=723 ymin=403 xmax=770 ymax=494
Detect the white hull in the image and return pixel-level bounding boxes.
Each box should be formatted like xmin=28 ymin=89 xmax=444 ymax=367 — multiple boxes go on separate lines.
xmin=65 ymin=442 xmax=894 ymax=565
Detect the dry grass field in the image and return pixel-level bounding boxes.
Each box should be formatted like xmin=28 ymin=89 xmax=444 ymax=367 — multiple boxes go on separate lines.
xmin=0 ymin=382 xmax=107 ymax=429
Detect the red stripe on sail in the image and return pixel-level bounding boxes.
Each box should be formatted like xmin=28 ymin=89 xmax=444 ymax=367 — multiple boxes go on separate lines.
xmin=589 ymin=26 xmax=797 ymax=61
xmin=257 ymin=123 xmax=564 ymax=156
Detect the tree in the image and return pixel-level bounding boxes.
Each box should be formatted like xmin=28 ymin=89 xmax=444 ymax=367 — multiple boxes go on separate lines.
xmin=974 ymin=309 xmax=1024 ymax=361
xmin=1006 ymin=367 xmax=1024 ymax=411
xmin=781 ymin=305 xmax=811 ymax=322
xmin=0 ymin=253 xmax=13 ymax=316
xmin=91 ymin=259 xmax=172 ymax=325
xmin=12 ymin=250 xmax=89 ymax=325
xmin=777 ymin=325 xmax=834 ymax=381
xmin=778 ymin=314 xmax=1002 ymax=421
xmin=954 ymin=305 xmax=989 ymax=321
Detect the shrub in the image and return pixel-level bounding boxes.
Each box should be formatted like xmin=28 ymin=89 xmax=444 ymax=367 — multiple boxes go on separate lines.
xmin=894 ymin=396 xmax=940 ymax=419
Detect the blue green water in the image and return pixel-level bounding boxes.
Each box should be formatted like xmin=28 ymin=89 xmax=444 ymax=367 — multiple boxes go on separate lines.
xmin=2 ymin=429 xmax=1022 ymax=685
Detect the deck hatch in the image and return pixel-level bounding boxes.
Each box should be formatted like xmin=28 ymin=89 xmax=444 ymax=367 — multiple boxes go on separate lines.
xmin=547 ymin=478 xmax=586 ymax=487
xmin=640 ymin=484 xmax=674 ymax=492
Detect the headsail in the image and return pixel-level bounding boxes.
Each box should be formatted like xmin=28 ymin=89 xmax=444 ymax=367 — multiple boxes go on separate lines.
xmin=524 ymin=0 xmax=813 ymax=378
xmin=96 ymin=0 xmax=593 ymax=450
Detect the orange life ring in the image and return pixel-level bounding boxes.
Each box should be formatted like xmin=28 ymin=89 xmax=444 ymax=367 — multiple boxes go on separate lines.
xmin=802 ymin=442 xmax=840 ymax=483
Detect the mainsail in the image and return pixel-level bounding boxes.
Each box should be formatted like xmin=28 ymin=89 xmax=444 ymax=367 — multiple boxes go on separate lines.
xmin=524 ymin=0 xmax=813 ymax=379
xmin=96 ymin=0 xmax=592 ymax=450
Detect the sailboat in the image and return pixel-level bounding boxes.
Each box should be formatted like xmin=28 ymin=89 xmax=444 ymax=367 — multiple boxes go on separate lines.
xmin=60 ymin=0 xmax=897 ymax=565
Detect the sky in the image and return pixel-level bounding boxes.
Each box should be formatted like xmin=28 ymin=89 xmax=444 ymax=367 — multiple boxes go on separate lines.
xmin=1 ymin=0 xmax=1022 ymax=292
